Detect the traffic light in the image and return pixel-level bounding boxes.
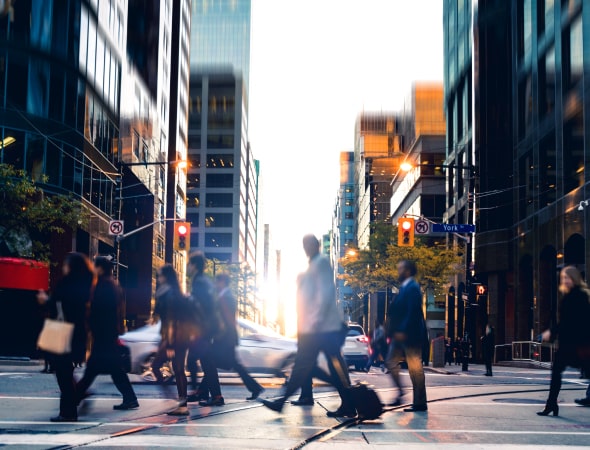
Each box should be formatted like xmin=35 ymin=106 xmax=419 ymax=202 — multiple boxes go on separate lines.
xmin=398 ymin=217 xmax=415 ymax=247
xmin=174 ymin=222 xmax=190 ymax=252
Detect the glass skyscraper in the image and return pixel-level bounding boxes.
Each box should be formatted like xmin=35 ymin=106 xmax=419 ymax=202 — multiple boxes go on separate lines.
xmin=190 ymin=0 xmax=251 ymax=95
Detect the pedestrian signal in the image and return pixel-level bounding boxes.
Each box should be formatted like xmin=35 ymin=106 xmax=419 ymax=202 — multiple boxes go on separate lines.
xmin=398 ymin=218 xmax=415 ymax=247
xmin=174 ymin=222 xmax=190 ymax=252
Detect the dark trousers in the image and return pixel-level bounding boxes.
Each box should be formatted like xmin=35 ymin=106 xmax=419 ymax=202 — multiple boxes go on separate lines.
xmin=187 ymin=338 xmax=221 ymax=398
xmin=232 ymin=355 xmax=262 ymax=394
xmin=53 ymin=356 xmax=77 ymax=418
xmin=386 ymin=341 xmax=427 ymax=407
xmin=280 ymin=331 xmax=352 ymax=408
xmin=76 ymin=348 xmax=137 ymax=404
xmin=152 ymin=343 xmax=189 ymax=401
xmin=546 ymin=352 xmax=588 ymax=406
xmin=300 ymin=365 xmax=334 ymax=399
xmin=484 ymin=356 xmax=493 ymax=375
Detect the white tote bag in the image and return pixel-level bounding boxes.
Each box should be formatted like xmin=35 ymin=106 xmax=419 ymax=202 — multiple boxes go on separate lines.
xmin=37 ymin=302 xmax=74 ymax=355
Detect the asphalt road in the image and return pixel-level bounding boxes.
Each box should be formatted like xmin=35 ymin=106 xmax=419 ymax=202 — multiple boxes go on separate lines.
xmin=1 ymin=361 xmax=589 ymax=449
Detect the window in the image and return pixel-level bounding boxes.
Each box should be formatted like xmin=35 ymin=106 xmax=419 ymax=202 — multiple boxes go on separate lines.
xmin=563 ymin=113 xmax=584 ymax=193
xmin=562 ymin=15 xmax=583 ymax=92
xmin=188 ymin=135 xmax=201 ymax=150
xmin=186 ymin=213 xmax=199 ymax=226
xmin=538 ymin=47 xmax=556 ymax=117
xmin=206 ymin=153 xmax=234 ymax=168
xmin=345 ymin=212 xmax=354 ymax=219
xmin=205 ymin=233 xmax=232 ymax=248
xmin=187 ymin=173 xmax=200 ymax=189
xmin=518 ymin=75 xmax=533 ymax=138
xmin=205 ymin=213 xmax=233 ymax=227
xmin=206 ymin=173 xmax=233 ymax=188
xmin=186 ymin=192 xmax=200 ymax=208
xmin=133 ymin=130 xmax=140 ymax=158
xmin=206 ymin=193 xmax=232 ymax=207
xmin=207 ymin=82 xmax=235 ymax=130
xmin=539 ymin=133 xmax=556 ymax=206
xmin=207 ymin=135 xmax=234 ymax=150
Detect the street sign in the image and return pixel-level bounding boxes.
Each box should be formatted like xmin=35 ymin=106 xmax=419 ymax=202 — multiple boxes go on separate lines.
xmin=431 ymin=223 xmax=475 ymax=233
xmin=414 ymin=220 xmax=430 ymax=235
xmin=108 ymin=220 xmax=124 ymax=236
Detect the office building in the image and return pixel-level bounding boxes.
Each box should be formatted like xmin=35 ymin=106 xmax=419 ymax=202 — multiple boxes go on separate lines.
xmin=0 ymin=0 xmax=180 ymax=325
xmin=443 ymin=0 xmax=588 ymax=354
xmin=332 ymin=151 xmax=356 ymax=321
xmin=190 ymin=0 xmax=251 ymax=96
xmin=186 ymin=71 xmax=258 ymax=269
xmin=389 ymin=82 xmax=447 ymax=338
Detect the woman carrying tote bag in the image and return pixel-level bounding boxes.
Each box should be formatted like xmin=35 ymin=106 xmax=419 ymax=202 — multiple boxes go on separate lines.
xmin=37 ymin=252 xmax=95 ymax=422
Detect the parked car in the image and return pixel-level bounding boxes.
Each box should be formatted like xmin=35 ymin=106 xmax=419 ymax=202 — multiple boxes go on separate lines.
xmin=342 ymin=323 xmax=370 ymax=371
xmin=119 ymin=318 xmax=298 ymax=379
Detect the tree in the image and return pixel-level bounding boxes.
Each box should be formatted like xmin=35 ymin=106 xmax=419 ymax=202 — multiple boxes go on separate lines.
xmin=340 ymin=221 xmax=463 ymax=297
xmin=0 ymin=163 xmax=84 ymax=261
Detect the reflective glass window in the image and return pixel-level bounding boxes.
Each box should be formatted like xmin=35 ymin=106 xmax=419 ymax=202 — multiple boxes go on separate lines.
xmin=207 ymin=135 xmax=234 ymax=149
xmin=205 ymin=213 xmax=232 ymax=228
xmin=205 ymin=233 xmax=232 ymax=248
xmin=206 ymin=193 xmax=232 ymax=207
xmin=206 ymin=173 xmax=233 ymax=188
xmin=87 ymin=19 xmax=96 ymax=80
xmin=206 ymin=153 xmax=234 ymax=168
xmin=187 ymin=172 xmax=200 ymax=189
xmin=187 ymin=192 xmax=200 ymax=208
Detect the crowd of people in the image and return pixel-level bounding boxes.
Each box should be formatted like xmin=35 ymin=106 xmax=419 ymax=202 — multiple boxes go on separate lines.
xmin=35 ymin=238 xmax=590 ymax=422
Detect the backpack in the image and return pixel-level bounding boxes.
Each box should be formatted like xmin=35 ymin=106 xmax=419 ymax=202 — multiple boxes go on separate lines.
xmin=348 ymin=382 xmax=384 ymax=420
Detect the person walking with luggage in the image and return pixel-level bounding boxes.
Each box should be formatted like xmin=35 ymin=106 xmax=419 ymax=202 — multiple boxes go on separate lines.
xmin=75 ymin=257 xmax=138 ymax=411
xmin=37 ymin=252 xmax=95 ymax=422
xmin=385 ymin=259 xmax=428 ymax=412
xmin=262 ymin=234 xmax=354 ymax=418
xmin=537 ymin=265 xmax=590 ymax=417
xmin=151 ymin=264 xmax=198 ymax=416
xmin=481 ymin=325 xmax=495 ymax=376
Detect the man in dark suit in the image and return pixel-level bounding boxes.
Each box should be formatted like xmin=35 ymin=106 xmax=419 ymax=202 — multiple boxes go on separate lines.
xmin=385 ymin=259 xmax=428 ymax=412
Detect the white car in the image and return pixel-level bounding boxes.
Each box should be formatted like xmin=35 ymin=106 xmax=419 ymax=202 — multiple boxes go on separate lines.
xmin=342 ymin=323 xmax=370 ymax=371
xmin=119 ymin=319 xmax=298 ymax=379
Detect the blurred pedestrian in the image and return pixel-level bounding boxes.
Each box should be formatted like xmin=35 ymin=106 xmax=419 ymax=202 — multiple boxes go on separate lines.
xmin=200 ymin=273 xmax=264 ymax=400
xmin=75 ymin=257 xmax=138 ymax=411
xmin=481 ymin=325 xmax=495 ymax=376
xmin=445 ymin=338 xmax=453 ymax=366
xmin=262 ymin=234 xmax=354 ymax=417
xmin=365 ymin=319 xmax=387 ymax=371
xmin=461 ymin=334 xmax=471 ymax=371
xmin=385 ymin=259 xmax=428 ymax=412
xmin=453 ymin=338 xmax=461 ymax=365
xmin=37 ymin=253 xmax=95 ymax=422
xmin=151 ymin=264 xmax=198 ymax=416
xmin=538 ymin=266 xmax=590 ymax=416
xmin=185 ymin=252 xmax=224 ymax=407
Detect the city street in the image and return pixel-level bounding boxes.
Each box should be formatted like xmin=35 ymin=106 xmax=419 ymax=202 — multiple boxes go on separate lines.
xmin=1 ymin=361 xmax=589 ymax=449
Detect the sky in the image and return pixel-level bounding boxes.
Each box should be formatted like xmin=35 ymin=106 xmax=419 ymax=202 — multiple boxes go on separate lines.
xmin=247 ymin=0 xmax=444 ymax=328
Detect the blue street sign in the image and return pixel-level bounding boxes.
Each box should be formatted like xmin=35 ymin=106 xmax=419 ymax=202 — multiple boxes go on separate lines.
xmin=431 ymin=223 xmax=476 ymax=233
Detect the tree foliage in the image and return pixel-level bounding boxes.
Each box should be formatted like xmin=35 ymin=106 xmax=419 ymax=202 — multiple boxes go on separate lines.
xmin=0 ymin=163 xmax=84 ymax=261
xmin=340 ymin=221 xmax=464 ymax=297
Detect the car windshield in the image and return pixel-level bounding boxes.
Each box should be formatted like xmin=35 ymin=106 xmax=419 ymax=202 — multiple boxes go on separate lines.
xmin=237 ymin=318 xmax=285 ymax=339
xmin=347 ymin=325 xmax=365 ymax=336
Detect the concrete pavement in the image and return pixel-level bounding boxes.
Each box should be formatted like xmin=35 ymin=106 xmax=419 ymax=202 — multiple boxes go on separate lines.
xmin=1 ymin=362 xmax=589 ymax=449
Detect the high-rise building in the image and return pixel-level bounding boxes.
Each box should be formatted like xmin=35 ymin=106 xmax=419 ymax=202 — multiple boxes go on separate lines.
xmin=165 ymin=0 xmax=192 ymax=287
xmin=188 ymin=0 xmax=258 ymax=283
xmin=354 ymin=113 xmax=404 ymax=250
xmin=190 ymin=0 xmax=251 ymax=96
xmin=332 ymin=151 xmax=356 ymax=321
xmin=0 ymin=0 xmax=180 ymax=325
xmin=443 ymin=0 xmax=588 ymax=354
xmin=186 ymin=71 xmax=257 ymax=269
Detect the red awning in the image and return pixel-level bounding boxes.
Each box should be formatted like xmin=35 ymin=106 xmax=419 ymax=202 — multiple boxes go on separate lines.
xmin=0 ymin=258 xmax=49 ymax=291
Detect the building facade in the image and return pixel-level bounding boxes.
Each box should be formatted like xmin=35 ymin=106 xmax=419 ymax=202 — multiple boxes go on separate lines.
xmin=0 ymin=0 xmax=180 ymax=326
xmin=443 ymin=0 xmax=589 ymax=357
xmin=332 ymin=151 xmax=356 ymax=321
xmin=186 ymin=71 xmax=257 ymax=269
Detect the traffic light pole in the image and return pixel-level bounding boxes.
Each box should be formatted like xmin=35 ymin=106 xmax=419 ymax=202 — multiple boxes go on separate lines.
xmin=113 ymin=218 xmax=179 ymax=280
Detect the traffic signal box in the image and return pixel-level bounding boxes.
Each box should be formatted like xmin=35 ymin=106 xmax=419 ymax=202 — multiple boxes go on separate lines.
xmin=398 ymin=217 xmax=415 ymax=247
xmin=174 ymin=222 xmax=190 ymax=252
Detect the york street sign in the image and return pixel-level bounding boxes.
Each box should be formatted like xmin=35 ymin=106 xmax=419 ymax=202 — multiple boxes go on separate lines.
xmin=431 ymin=223 xmax=475 ymax=233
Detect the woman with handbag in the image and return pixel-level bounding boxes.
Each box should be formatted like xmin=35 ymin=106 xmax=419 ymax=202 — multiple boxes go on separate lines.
xmin=37 ymin=253 xmax=95 ymax=422
xmin=538 ymin=265 xmax=590 ymax=417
